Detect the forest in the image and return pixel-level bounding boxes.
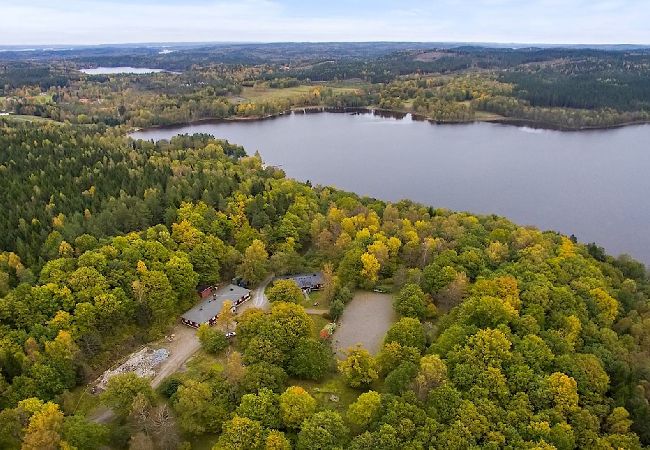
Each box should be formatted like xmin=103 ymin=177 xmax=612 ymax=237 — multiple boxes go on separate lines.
xmin=1 ymin=118 xmax=650 ymax=449
xmin=2 ymin=44 xmax=650 ymax=130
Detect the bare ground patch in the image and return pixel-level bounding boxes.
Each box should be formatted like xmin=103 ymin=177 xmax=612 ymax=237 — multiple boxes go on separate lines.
xmin=332 ymin=291 xmax=396 ymax=359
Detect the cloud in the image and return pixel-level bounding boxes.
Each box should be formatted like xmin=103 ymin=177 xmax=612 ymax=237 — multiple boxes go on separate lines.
xmin=0 ymin=0 xmax=648 ymax=45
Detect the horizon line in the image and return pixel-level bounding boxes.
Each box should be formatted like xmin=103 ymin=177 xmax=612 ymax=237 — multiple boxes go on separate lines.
xmin=1 ymin=40 xmax=650 ymax=49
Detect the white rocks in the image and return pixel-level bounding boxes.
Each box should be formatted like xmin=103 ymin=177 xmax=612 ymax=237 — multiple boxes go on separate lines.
xmin=96 ymin=347 xmax=169 ymax=390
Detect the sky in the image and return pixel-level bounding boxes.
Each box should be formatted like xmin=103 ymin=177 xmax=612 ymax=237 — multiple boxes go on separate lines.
xmin=1 ymin=0 xmax=648 ymax=46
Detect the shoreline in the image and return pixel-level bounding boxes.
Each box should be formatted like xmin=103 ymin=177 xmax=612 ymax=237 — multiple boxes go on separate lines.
xmin=130 ymin=106 xmax=650 ymax=134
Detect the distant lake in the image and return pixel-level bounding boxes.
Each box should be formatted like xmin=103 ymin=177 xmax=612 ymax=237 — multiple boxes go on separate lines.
xmin=131 ymin=112 xmax=650 ymax=265
xmin=80 ymin=67 xmax=166 ymax=74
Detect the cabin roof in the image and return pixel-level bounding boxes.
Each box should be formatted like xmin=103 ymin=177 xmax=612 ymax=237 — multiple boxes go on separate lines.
xmin=181 ymin=284 xmax=250 ymax=325
xmin=275 ymin=272 xmax=324 ymax=289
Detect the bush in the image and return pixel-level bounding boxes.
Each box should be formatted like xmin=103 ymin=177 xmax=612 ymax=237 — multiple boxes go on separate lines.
xmin=329 ymin=299 xmax=345 ymax=320
xmin=157 ymin=376 xmax=182 ymax=399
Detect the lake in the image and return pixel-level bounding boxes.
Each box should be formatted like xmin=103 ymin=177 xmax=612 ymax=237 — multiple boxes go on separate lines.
xmin=131 ymin=112 xmax=650 ymax=265
xmin=80 ymin=67 xmax=166 ymax=75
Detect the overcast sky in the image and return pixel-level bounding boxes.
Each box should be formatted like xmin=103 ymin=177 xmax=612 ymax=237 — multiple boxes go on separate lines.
xmin=1 ymin=0 xmax=648 ymax=46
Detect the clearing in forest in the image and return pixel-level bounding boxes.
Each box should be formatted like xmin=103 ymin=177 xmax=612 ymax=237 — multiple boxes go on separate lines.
xmin=332 ymin=291 xmax=396 ymax=358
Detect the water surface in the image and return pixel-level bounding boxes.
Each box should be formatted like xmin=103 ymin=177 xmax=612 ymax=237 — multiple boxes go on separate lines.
xmin=131 ymin=112 xmax=650 ymax=264
xmin=80 ymin=67 xmax=165 ymax=74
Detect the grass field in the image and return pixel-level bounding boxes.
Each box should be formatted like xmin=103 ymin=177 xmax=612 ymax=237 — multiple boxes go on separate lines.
xmin=238 ymin=83 xmax=362 ymax=104
xmin=290 ymin=373 xmax=360 ymax=416
xmin=310 ymin=313 xmax=330 ymax=339
xmin=29 ymin=93 xmax=54 ymax=104
xmin=474 ymin=110 xmax=507 ymax=120
xmin=299 ymin=291 xmax=327 ymax=310
xmin=59 ymin=386 xmax=101 ymax=417
xmin=2 ymin=114 xmax=59 ymax=124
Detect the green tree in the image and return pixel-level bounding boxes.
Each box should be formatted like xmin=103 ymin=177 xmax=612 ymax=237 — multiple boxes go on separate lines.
xmin=236 ymin=388 xmax=281 ymax=428
xmin=237 ymin=239 xmax=269 ymax=285
xmin=329 ymin=298 xmax=345 ymax=320
xmin=164 ymin=254 xmax=199 ymax=307
xmin=174 ymin=380 xmax=228 ymax=434
xmin=0 ymin=408 xmax=21 ymax=449
xmin=214 ymin=415 xmax=264 ymax=450
xmin=338 ymin=346 xmax=379 ymax=388
xmin=376 ymin=341 xmax=421 ymax=376
xmin=607 ymin=407 xmax=633 ymax=434
xmin=279 ymin=386 xmax=316 ymax=429
xmin=347 ymin=391 xmax=382 ymax=430
xmin=394 ymin=283 xmax=429 ymax=319
xmin=384 ymin=317 xmax=426 ymax=351
xmin=242 ymin=363 xmax=288 ymax=393
xmin=265 ymin=430 xmax=292 ymax=450
xmin=545 ymin=372 xmax=579 ymax=416
xmin=62 ymin=415 xmax=109 ymax=450
xmin=101 ymin=373 xmax=154 ymax=417
xmin=297 ymin=410 xmax=349 ymax=450
xmin=414 ymin=354 xmax=447 ymax=400
xmin=268 ymin=279 xmax=304 ymax=304
xmin=384 ymin=362 xmax=418 ymax=395
xmin=288 ymin=337 xmax=332 ymax=380
xmin=197 ymin=324 xmax=228 ymax=354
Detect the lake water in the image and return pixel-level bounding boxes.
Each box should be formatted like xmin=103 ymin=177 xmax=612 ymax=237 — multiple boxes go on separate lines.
xmin=80 ymin=67 xmax=166 ymax=75
xmin=131 ymin=112 xmax=650 ymax=265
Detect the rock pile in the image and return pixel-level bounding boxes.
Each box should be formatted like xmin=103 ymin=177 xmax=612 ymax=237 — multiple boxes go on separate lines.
xmin=96 ymin=347 xmax=170 ymax=390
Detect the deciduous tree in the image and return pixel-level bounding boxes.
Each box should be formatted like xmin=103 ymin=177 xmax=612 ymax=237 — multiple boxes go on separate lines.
xmin=338 ymin=346 xmax=379 ymax=388
xmin=279 ymin=386 xmax=316 ymax=429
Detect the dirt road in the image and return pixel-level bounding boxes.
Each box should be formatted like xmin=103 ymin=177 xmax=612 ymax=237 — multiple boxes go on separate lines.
xmin=238 ymin=274 xmax=273 ymax=313
xmin=90 ymin=323 xmax=199 ymax=423
xmin=89 ymin=278 xmax=275 ymax=423
xmin=150 ymin=324 xmax=200 ymax=388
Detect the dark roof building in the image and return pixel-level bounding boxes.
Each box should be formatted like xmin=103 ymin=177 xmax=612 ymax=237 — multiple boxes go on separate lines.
xmin=181 ymin=284 xmax=251 ymax=328
xmin=275 ymin=272 xmax=324 ymax=290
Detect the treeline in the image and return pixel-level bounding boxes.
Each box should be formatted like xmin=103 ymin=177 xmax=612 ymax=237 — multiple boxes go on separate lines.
xmin=0 ymin=62 xmax=74 ymax=92
xmin=474 ymin=95 xmax=650 ymax=129
xmin=503 ymin=63 xmax=650 ymax=111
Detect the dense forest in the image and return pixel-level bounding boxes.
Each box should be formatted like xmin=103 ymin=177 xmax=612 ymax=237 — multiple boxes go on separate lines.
xmin=2 ymin=44 xmax=650 ymax=130
xmin=1 ymin=119 xmax=650 ymax=449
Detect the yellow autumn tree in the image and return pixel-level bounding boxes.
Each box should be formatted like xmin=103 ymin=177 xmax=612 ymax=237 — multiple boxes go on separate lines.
xmin=589 ymin=287 xmax=619 ymax=327
xmin=360 ymin=252 xmax=380 ymax=284
xmin=546 ymin=372 xmax=579 ymax=416
xmin=21 ymin=402 xmax=65 ymax=450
